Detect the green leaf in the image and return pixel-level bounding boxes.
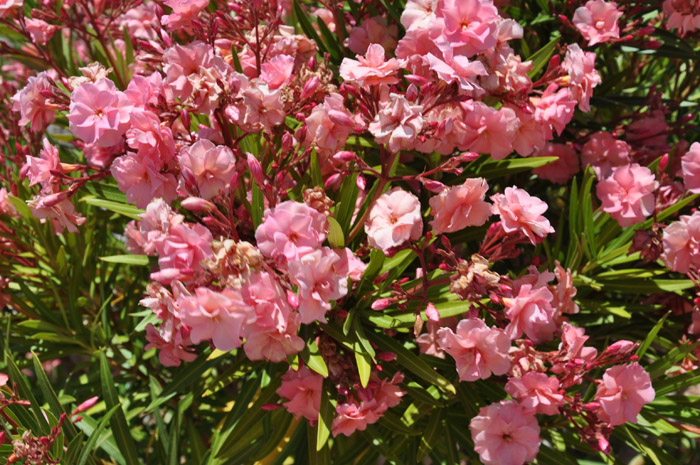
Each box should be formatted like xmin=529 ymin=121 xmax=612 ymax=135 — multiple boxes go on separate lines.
xmin=463 ymin=156 xmax=558 ymax=179
xmin=292 ymin=0 xmax=327 ymax=55
xmin=355 ymin=348 xmax=372 ymax=388
xmin=417 ymin=409 xmax=442 ymax=461
xmin=316 ymin=17 xmax=342 ymax=62
xmin=310 ymin=150 xmax=323 ymax=187
xmin=637 ymin=311 xmax=671 ymax=359
xmin=316 ymin=380 xmax=333 ymax=451
xmin=527 ymin=34 xmax=560 ymax=78
xmin=304 ymin=339 xmax=329 ymax=377
xmin=81 ymin=197 xmax=144 ymax=220
xmin=327 ymin=216 xmax=345 ymax=248
xmin=251 ymin=181 xmax=265 ymax=229
xmin=99 ymin=352 xmax=140 ymax=465
xmin=77 ymin=404 xmax=121 ymax=465
xmin=32 ymin=353 xmax=78 ymax=439
xmin=99 ymin=255 xmax=150 ymax=266
xmin=334 ymin=173 xmax=359 ymax=233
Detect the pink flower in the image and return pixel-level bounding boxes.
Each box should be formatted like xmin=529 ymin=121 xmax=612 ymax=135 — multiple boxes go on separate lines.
xmin=532 ymin=84 xmax=576 ymax=137
xmin=111 ymin=153 xmax=178 ymax=209
xmin=562 ymin=44 xmax=601 ymax=112
xmin=596 ymin=163 xmax=657 ymax=227
xmin=25 ymin=138 xmax=61 ymax=189
xmin=461 ymin=101 xmax=519 ymax=160
xmin=505 ymin=372 xmax=565 ymax=415
xmin=176 ymin=287 xmax=254 ymax=351
xmin=276 ymin=366 xmax=323 ymax=424
xmin=0 ymin=188 xmax=17 ymax=217
xmin=573 ymin=0 xmax=623 ymax=46
xmin=332 ymin=401 xmax=381 ymax=437
xmin=470 ymin=400 xmax=541 ymax=465
xmin=288 ymin=247 xmax=365 ymax=324
xmin=347 ymin=16 xmax=398 ymax=55
xmin=0 ymin=0 xmax=22 ymax=18
xmin=163 ymin=41 xmax=234 ymax=113
xmin=440 ymin=0 xmax=500 ymax=57
xmin=552 ymin=262 xmax=579 ymax=315
xmin=491 ymin=187 xmax=554 ymax=244
xmin=437 ymin=318 xmax=511 ymax=381
xmin=254 ymin=200 xmax=328 ymax=262
xmin=426 ymin=50 xmax=487 ymax=94
xmin=368 ymin=94 xmax=424 ymax=153
xmin=232 ymin=81 xmax=286 ymax=133
xmin=145 ymin=322 xmax=197 ymax=367
xmin=68 ymin=79 xmax=133 ymax=147
xmin=664 ymin=0 xmax=700 ymax=34
xmin=662 ymin=212 xmax=700 ymax=273
xmin=503 ymin=279 xmax=557 ymax=344
xmin=27 ymin=195 xmax=86 ymax=234
xmin=401 ymin=0 xmax=438 ymax=31
xmin=595 ymin=363 xmax=655 ymax=426
xmin=532 ymin=143 xmax=580 ymax=184
xmin=25 ymin=18 xmax=58 ymax=44
xmin=365 ymin=187 xmax=422 ymax=253
xmin=125 ymin=111 xmax=176 ymax=164
xmin=260 ymin=54 xmax=295 ymax=90
xmin=580 ymin=131 xmax=631 ymax=178
xmin=339 ymin=44 xmax=402 ymax=88
xmin=138 ymin=198 xmax=185 ymax=255
xmin=551 ymin=323 xmax=598 ymax=387
xmin=305 ymin=93 xmax=355 ymax=154
xmin=83 ymin=141 xmax=123 ymax=169
xmin=125 ymin=73 xmax=164 ymax=109
xmin=11 ymin=71 xmax=57 ymax=132
xmin=161 ymin=0 xmax=209 ymax=31
xmin=681 ymin=142 xmax=700 ymax=193
xmin=152 ymin=223 xmax=213 ymax=284
xmin=178 ymin=139 xmax=236 ymax=200
xmin=429 ymin=177 xmax=491 ymax=234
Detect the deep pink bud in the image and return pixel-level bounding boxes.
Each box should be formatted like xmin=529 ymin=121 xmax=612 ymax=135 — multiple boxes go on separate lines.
xmin=405 ymin=74 xmax=428 ymax=86
xmin=659 ymin=153 xmax=669 ymax=172
xmin=72 ymin=396 xmax=99 ymax=416
xmin=422 ymin=179 xmax=447 ymax=193
xmin=406 ymin=84 xmax=419 ymax=101
xmin=181 ymin=109 xmax=191 ymax=130
xmin=247 ymin=153 xmax=264 ymax=185
xmin=371 ymin=298 xmax=392 ymax=310
xmin=261 ymin=403 xmax=282 ymax=411
xmin=301 ymin=76 xmax=320 ymax=100
xmin=601 ymin=340 xmax=636 ymax=357
xmin=376 ymin=352 xmax=397 ymax=362
xmin=328 ymin=110 xmax=354 ymax=127
xmin=324 ymin=173 xmax=341 ymax=189
xmin=425 ymin=302 xmax=439 ymax=322
xmin=181 ymin=197 xmax=215 ymax=212
xmin=333 ymin=151 xmax=356 ymax=163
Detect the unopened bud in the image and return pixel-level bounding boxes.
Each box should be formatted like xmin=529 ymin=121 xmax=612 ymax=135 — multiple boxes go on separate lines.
xmin=181 ymin=197 xmax=215 ymax=212
xmin=72 ymin=396 xmax=99 ymax=416
xmin=371 ymin=298 xmax=392 ymax=310
xmin=247 ymin=153 xmax=264 ymax=185
xmin=301 ymin=76 xmax=320 ymax=100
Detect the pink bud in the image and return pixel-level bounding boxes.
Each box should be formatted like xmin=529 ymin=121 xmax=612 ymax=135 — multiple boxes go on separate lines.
xmin=602 ymin=340 xmax=636 ymax=357
xmin=181 ymin=197 xmax=215 ymax=212
xmin=247 ymin=153 xmax=264 ymax=185
xmin=301 ymin=76 xmax=320 ymax=100
xmin=324 ymin=173 xmax=341 ymax=190
xmin=455 ymin=152 xmax=480 ymax=162
xmin=356 ymin=175 xmax=366 ymax=190
xmin=376 ymin=352 xmax=397 ymax=362
xmin=281 ymin=132 xmax=294 ymax=151
xmin=405 ymin=74 xmax=428 ymax=86
xmin=72 ymin=396 xmax=99 ymax=416
xmin=287 ymin=290 xmax=299 ymax=309
xmin=425 ymin=302 xmax=439 ymax=322
xmin=42 ymin=191 xmax=70 ymax=207
xmin=659 ymin=153 xmax=669 ymax=172
xmin=328 ymin=110 xmax=354 ymax=127
xmin=180 ymin=109 xmax=191 ymax=130
xmin=333 ymin=151 xmax=356 ymax=163
xmin=406 ymin=84 xmax=419 ymax=101
xmin=261 ymin=403 xmax=282 ymax=411
xmin=422 ymin=179 xmax=447 ymax=193
xmin=371 ymin=298 xmax=392 ymax=310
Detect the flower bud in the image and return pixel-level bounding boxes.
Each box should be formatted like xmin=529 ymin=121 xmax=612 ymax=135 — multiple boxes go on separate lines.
xmin=371 ymin=298 xmax=392 ymax=310
xmin=247 ymin=153 xmax=264 ymax=185
xmin=181 ymin=197 xmax=215 ymax=212
xmin=301 ymin=76 xmax=320 ymax=100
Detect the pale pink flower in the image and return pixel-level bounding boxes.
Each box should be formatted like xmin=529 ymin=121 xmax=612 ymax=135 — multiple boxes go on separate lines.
xmin=505 ymin=372 xmax=565 ymax=415
xmin=260 ymin=54 xmax=295 ymax=90
xmin=461 ymin=101 xmax=519 ymax=160
xmin=581 ymin=131 xmax=631 ymax=177
xmin=276 ymin=367 xmax=323 ymax=424
xmin=68 ymin=79 xmax=133 ymax=147
xmin=138 ymin=198 xmax=185 ymax=255
xmin=347 ymin=16 xmax=398 ymax=55
xmin=0 ymin=0 xmax=22 ymax=18
xmin=662 ymin=212 xmax=700 ymax=273
xmin=401 ymin=0 xmax=438 ymax=31
xmin=25 ymin=18 xmax=58 ymax=44
xmin=595 ymin=363 xmax=655 ymax=426
xmin=125 ymin=73 xmax=164 ymax=109
xmin=573 ymin=0 xmax=623 ymax=46
xmin=491 ymin=187 xmax=554 ymax=244
xmin=125 ymin=111 xmax=176 ymax=164
xmin=254 ymin=200 xmax=328 ymax=262
xmin=27 ymin=196 xmax=86 ymax=234
xmin=664 ymin=0 xmax=700 ymax=34
xmin=83 ymin=141 xmax=123 ymax=169
xmin=368 ymin=94 xmax=424 ymax=153
xmin=480 ymin=49 xmax=532 ymax=95
xmin=426 ymin=50 xmax=487 ymax=94
xmin=111 ymin=153 xmax=178 ymax=209
xmin=25 ymin=138 xmax=61 ymax=188
xmin=163 ymin=41 xmax=233 ymax=113
xmin=596 ymin=163 xmax=657 ymax=227
xmin=244 ymin=320 xmax=305 ymax=363
xmin=151 ymin=223 xmax=213 ymax=284
xmin=178 ymin=139 xmax=236 ymax=200
xmin=681 ymin=142 xmax=700 ymax=193
xmin=562 ymin=44 xmax=601 ymax=112
xmin=0 ymin=188 xmax=17 ymax=217
xmin=305 ymin=93 xmax=355 ymax=154
xmin=161 ymin=0 xmax=209 ymax=31
xmin=117 ymin=3 xmax=159 ymax=40
xmin=233 ymin=81 xmax=286 ymax=133
xmin=339 ymin=44 xmax=402 ymax=88
xmin=332 ymin=401 xmax=381 ymax=437
xmin=551 ymin=323 xmax=598 ymax=386
xmin=503 ymin=279 xmax=557 ymax=344
xmin=532 ymin=84 xmax=576 ymax=137
xmin=437 ymin=318 xmax=511 ymax=381
xmin=510 ymin=109 xmax=549 ymax=156
xmin=440 ymin=0 xmax=500 ymax=57
xmin=470 ymin=400 xmax=541 ymax=465
xmin=373 ymin=372 xmax=406 ymax=410
xmin=552 ymin=262 xmax=579 ymax=315
xmin=145 ymin=322 xmax=197 ymax=367
xmin=429 ymin=178 xmax=491 ymax=234
xmin=533 ymin=143 xmax=580 ymax=184
xmin=365 ymin=187 xmax=422 ymax=253
xmin=288 ymin=247 xmax=365 ymax=324
xmin=176 ymin=287 xmax=254 ymax=351
xmin=11 ymin=71 xmax=57 ymax=132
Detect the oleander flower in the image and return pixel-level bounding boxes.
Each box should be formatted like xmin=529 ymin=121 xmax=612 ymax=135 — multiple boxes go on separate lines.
xmin=595 ymin=363 xmax=655 ymax=426
xmin=681 ymin=142 xmax=700 ymax=193
xmin=491 ymin=187 xmax=554 ymax=244
xmin=532 ymin=143 xmax=580 ymax=184
xmin=368 ymin=93 xmax=424 ymax=153
xmin=25 ymin=18 xmax=58 ymax=44
xmin=276 ymin=367 xmax=323 ymax=424
xmin=662 ymin=212 xmax=700 ymax=273
xmin=505 ymin=372 xmax=565 ymax=415
xmin=429 ymin=178 xmax=491 ymax=234
xmin=573 ymin=0 xmax=623 ymax=46
xmin=581 ymin=131 xmax=631 ymax=178
xmin=470 ymin=400 xmax=541 ymax=465
xmin=339 ymin=43 xmax=402 ymax=88
xmin=365 ymin=187 xmax=422 ymax=253
xmin=12 ymin=71 xmax=57 ymax=132
xmin=178 ymin=139 xmax=236 ymax=200
xmin=596 ymin=163 xmax=657 ymax=227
